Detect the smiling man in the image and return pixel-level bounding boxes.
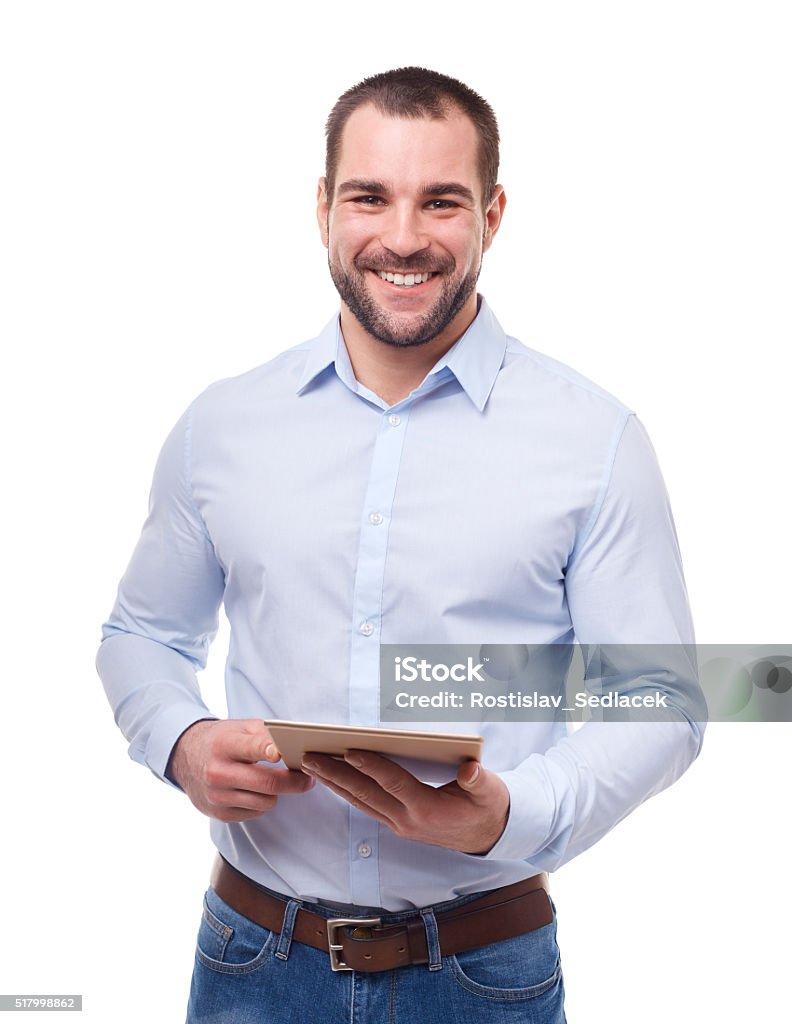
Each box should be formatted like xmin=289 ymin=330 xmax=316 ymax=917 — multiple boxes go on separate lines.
xmin=98 ymin=67 xmax=702 ymax=1023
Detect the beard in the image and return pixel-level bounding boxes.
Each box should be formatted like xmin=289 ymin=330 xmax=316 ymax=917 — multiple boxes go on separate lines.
xmin=328 ymin=248 xmax=481 ymax=348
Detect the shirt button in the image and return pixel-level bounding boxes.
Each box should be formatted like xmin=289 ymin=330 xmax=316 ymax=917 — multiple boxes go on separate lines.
xmin=388 ymin=414 xmax=401 ymax=426
xmin=369 ymin=511 xmax=383 ymax=526
xmin=359 ymin=621 xmax=374 ymax=637
xmin=357 ymin=843 xmax=372 ymax=858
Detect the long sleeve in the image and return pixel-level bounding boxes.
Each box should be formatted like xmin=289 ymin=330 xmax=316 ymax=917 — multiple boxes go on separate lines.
xmin=484 ymin=413 xmax=705 ymax=869
xmin=96 ymin=404 xmax=226 ymax=782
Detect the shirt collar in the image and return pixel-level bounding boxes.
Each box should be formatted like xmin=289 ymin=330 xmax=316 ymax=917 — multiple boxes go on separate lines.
xmin=296 ymin=295 xmax=507 ymax=413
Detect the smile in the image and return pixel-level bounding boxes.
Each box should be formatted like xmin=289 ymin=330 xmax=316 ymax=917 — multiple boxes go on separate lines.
xmin=375 ymin=271 xmax=435 ymax=288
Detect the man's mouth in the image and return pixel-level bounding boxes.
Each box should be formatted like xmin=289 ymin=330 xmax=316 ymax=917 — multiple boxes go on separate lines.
xmin=374 ymin=270 xmax=436 ymax=288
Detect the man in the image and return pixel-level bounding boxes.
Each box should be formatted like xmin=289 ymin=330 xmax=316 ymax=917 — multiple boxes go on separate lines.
xmin=98 ymin=67 xmax=703 ymax=1022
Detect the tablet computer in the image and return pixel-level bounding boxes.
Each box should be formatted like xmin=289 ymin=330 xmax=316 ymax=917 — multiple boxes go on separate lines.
xmin=263 ymin=720 xmax=483 ymax=784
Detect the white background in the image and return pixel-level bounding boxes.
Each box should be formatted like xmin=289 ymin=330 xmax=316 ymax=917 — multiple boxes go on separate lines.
xmin=1 ymin=2 xmax=789 ymax=1020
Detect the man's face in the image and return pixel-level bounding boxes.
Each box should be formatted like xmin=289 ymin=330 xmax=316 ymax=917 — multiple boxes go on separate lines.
xmin=317 ymin=104 xmax=504 ymax=349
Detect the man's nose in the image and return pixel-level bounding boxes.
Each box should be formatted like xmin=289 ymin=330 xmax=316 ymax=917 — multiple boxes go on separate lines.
xmin=378 ymin=204 xmax=428 ymax=258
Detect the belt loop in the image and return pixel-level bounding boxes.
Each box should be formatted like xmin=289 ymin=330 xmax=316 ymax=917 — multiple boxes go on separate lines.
xmin=274 ymin=899 xmax=301 ymax=962
xmin=420 ymin=908 xmax=443 ymax=971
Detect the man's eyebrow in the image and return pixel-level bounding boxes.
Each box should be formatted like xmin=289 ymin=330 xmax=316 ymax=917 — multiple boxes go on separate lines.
xmin=421 ymin=182 xmax=476 ymax=205
xmin=336 ymin=179 xmax=389 ymax=196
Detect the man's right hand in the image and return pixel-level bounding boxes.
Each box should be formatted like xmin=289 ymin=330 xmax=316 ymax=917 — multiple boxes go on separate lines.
xmin=166 ymin=719 xmax=315 ymax=822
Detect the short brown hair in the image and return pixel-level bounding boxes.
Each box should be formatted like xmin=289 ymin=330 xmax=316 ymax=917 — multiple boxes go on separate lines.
xmin=325 ymin=66 xmax=500 ymax=208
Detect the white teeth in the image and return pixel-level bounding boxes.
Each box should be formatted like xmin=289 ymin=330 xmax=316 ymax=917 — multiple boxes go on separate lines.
xmin=376 ymin=271 xmax=433 ymax=287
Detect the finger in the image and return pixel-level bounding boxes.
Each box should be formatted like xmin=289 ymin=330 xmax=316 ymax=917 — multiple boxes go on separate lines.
xmin=341 ymin=750 xmax=426 ymax=804
xmin=302 ymin=771 xmax=398 ymax=830
xmin=225 ymin=763 xmax=316 ymax=796
xmin=220 ymin=720 xmax=280 ymax=764
xmin=301 ymin=753 xmax=404 ymax=820
xmin=207 ymin=788 xmax=279 ymax=815
xmin=456 ymin=759 xmax=482 ymax=790
xmin=206 ymin=799 xmax=280 ymax=823
xmin=455 ymin=761 xmax=510 ymax=811
xmin=456 ymin=760 xmax=499 ymax=803
xmin=242 ymin=719 xmax=281 ymax=762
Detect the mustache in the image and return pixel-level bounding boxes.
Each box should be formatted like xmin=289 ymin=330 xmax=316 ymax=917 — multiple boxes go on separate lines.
xmin=355 ymin=251 xmax=454 ymax=274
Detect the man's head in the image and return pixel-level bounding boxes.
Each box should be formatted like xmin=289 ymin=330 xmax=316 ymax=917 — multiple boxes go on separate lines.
xmin=317 ymin=67 xmax=506 ymax=351
xmin=324 ymin=67 xmax=500 ymax=210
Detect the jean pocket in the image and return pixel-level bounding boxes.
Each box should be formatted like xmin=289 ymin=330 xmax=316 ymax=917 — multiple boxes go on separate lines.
xmin=195 ymin=887 xmax=275 ymax=975
xmin=448 ymin=919 xmax=563 ymax=1000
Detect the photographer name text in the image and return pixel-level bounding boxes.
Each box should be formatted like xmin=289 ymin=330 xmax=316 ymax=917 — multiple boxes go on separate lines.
xmin=393 ymin=690 xmax=670 ymax=710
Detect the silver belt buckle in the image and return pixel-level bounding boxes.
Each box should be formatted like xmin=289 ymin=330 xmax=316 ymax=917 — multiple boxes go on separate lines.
xmin=326 ymin=916 xmax=382 ymax=971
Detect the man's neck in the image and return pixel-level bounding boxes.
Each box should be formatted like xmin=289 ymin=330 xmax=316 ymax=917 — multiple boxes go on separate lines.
xmin=339 ymin=296 xmax=479 ymax=407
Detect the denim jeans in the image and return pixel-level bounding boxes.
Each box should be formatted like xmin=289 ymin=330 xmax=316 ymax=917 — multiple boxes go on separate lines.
xmin=186 ymin=885 xmax=566 ymax=1023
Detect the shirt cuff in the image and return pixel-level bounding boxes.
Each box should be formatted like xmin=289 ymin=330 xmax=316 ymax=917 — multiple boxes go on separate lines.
xmin=141 ymin=702 xmax=219 ymax=787
xmin=481 ymin=756 xmax=569 ymax=865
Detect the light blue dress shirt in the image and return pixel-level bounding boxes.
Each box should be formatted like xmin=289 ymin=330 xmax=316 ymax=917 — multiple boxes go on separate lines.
xmin=98 ymin=297 xmax=703 ymax=910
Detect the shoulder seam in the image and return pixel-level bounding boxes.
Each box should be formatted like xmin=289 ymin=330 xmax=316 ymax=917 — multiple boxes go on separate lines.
xmin=504 ymin=337 xmax=632 ymax=413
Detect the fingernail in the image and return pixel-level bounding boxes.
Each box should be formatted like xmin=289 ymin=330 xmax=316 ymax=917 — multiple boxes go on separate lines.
xmin=302 ymin=759 xmax=318 ymax=773
xmin=345 ymin=752 xmax=363 ymax=768
xmin=468 ymin=763 xmax=480 ymax=784
xmin=264 ymin=743 xmax=278 ymax=760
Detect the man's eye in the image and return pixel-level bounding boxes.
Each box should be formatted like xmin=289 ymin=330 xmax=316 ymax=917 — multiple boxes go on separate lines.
xmin=353 ymin=195 xmax=385 ymax=206
xmin=426 ymin=199 xmax=457 ymax=210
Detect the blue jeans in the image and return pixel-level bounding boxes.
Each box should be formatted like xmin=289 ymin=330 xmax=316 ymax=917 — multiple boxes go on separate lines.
xmin=187 ymin=885 xmax=566 ymax=1023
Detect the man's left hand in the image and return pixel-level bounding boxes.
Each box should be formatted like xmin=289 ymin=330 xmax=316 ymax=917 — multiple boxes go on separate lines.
xmin=301 ymin=751 xmax=509 ymax=855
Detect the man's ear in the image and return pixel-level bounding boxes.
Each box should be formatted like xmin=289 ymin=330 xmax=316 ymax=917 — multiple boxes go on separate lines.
xmin=316 ymin=177 xmax=330 ymax=248
xmin=482 ymin=185 xmax=507 ymax=253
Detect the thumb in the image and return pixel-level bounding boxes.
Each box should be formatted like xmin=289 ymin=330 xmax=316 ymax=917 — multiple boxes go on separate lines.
xmin=456 ymin=759 xmax=489 ymax=797
xmin=238 ymin=720 xmax=280 ymax=763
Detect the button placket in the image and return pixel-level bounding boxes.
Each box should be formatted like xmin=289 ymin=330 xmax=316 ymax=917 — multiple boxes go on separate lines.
xmin=345 ymin=404 xmax=411 ymax=907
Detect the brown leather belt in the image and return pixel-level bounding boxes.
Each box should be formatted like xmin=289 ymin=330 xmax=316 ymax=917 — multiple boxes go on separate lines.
xmin=211 ymin=857 xmax=552 ymax=973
